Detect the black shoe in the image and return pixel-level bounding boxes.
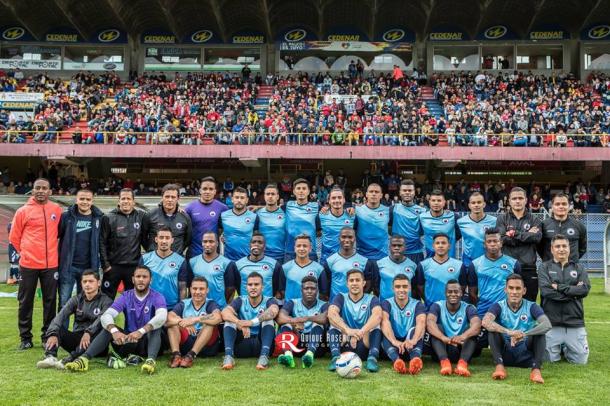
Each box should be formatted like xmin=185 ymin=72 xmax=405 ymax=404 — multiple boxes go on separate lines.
xmin=19 ymin=340 xmax=33 ymax=350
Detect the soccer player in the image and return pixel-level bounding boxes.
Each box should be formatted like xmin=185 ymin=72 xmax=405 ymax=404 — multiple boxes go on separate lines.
xmin=9 ymin=178 xmax=63 ymax=349
xmin=58 ymin=189 xmax=104 ymax=311
xmin=370 ymin=235 xmax=417 ymax=301
xmin=354 ymin=183 xmax=391 ymax=260
xmin=380 ymin=275 xmax=426 ymax=375
xmin=419 ymin=190 xmax=460 ymax=258
xmin=538 ymin=193 xmax=587 ymax=263
xmin=496 ymin=187 xmax=542 ymax=301
xmin=327 ymin=269 xmax=382 ymax=373
xmin=391 ymin=179 xmax=425 ymax=264
xmin=256 ymin=183 xmax=286 ymax=263
xmin=146 ymin=183 xmax=192 ymax=255
xmin=482 ymin=274 xmax=551 ymax=384
xmin=284 ymin=178 xmax=319 ymax=262
xmin=221 ymin=272 xmax=280 ymax=370
xmin=278 ymin=234 xmax=327 ymax=301
xmin=166 ymin=277 xmax=223 ymax=368
xmin=188 ymin=231 xmax=237 ymax=308
xmin=457 ymin=192 xmax=497 ymax=267
xmin=65 ymin=265 xmax=168 ymax=374
xmin=276 ymin=275 xmax=329 ymax=368
xmin=427 ymin=280 xmax=481 ymax=377
xmin=219 ymin=186 xmax=258 ymax=261
xmin=318 ymin=186 xmax=354 ymax=265
xmin=414 ymin=233 xmax=467 ymax=310
xmin=325 ymin=227 xmax=372 ymax=300
xmin=140 ymin=226 xmax=189 ymax=310
xmin=538 ymin=235 xmax=590 ymax=364
xmin=185 ymin=176 xmax=228 ymax=257
xmin=100 ymin=188 xmax=151 ymax=298
xmin=235 ymin=232 xmax=282 ymax=298
xmin=37 ymin=270 xmax=113 ymax=369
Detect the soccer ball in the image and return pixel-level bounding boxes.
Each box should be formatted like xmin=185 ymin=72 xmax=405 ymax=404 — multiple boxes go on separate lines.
xmin=335 ymin=352 xmax=362 ymax=379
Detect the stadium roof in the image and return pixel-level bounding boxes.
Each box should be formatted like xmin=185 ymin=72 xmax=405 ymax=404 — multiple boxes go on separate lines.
xmin=0 ymin=0 xmax=607 ymax=42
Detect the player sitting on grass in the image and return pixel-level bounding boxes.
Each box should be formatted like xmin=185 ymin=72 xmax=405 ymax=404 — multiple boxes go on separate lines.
xmin=276 ymin=275 xmax=328 ymax=368
xmin=221 ymin=271 xmax=279 ymax=370
xmin=64 ymin=265 xmax=167 ymax=374
xmin=380 ymin=274 xmax=426 ymax=375
xmin=166 ymin=276 xmax=223 ymax=368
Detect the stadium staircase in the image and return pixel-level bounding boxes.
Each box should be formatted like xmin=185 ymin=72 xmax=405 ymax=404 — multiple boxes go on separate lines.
xmin=254 ymin=85 xmax=273 ymax=118
xmin=419 ymin=86 xmax=444 ymax=118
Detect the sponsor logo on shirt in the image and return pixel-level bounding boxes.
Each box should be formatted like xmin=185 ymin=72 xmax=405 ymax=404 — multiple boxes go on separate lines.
xmin=76 ymin=220 xmax=92 ymax=233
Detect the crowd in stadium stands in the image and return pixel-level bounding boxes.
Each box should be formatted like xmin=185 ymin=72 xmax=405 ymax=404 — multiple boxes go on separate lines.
xmin=1 ymin=69 xmax=610 ymax=146
xmin=2 ymin=164 xmax=609 ymax=214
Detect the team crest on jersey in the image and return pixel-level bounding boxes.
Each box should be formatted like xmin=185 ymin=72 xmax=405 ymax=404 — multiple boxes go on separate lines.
xmin=51 ymin=214 xmax=57 ymax=221
xmin=484 ymin=226 xmax=490 ymax=231
xmin=53 ymin=272 xmax=59 ymax=280
xmin=415 ymin=209 xmax=421 ymax=214
xmin=352 ymin=262 xmax=361 ymax=268
xmin=405 ymin=267 xmax=413 ymax=273
xmin=447 ymin=267 xmax=455 ymax=273
xmin=307 ymin=271 xmax=315 ymax=276
xmin=258 ymin=308 xmax=265 ymax=315
xmin=210 ymin=211 xmax=216 ymax=217
xmin=245 ymin=218 xmax=252 ymax=224
xmin=405 ymin=310 xmax=412 ymax=317
xmin=306 ymin=207 xmax=312 ymax=212
xmin=456 ymin=317 xmax=464 ymax=325
xmin=278 ymin=215 xmax=283 ymax=220
xmin=501 ymin=264 xmax=508 ymax=270
xmin=523 ymin=223 xmax=531 ymax=231
xmin=344 ymin=219 xmax=350 ymax=224
xmin=567 ymin=228 xmax=575 ymax=236
xmin=104 ymin=281 xmax=110 ymax=288
xmin=93 ymin=308 xmax=101 ymax=315
xmin=169 ymin=262 xmax=176 ymax=268
xmin=378 ymin=212 xmax=384 ymax=217
xmin=134 ymin=223 xmax=140 ymax=229
xmin=570 ymin=270 xmax=578 ymax=278
xmin=144 ymin=306 xmax=150 ymax=313
xmin=442 ymin=218 xmax=449 ymax=223
xmin=213 ymin=265 xmax=221 ymax=271
xmin=360 ymin=304 xmax=368 ymax=311
xmin=519 ymin=314 xmax=528 ymax=322
xmin=262 ymin=264 xmax=270 ymax=270
xmin=176 ymin=223 xmax=183 ymax=229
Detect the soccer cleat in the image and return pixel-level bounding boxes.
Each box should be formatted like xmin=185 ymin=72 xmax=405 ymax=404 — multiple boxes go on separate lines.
xmin=278 ymin=352 xmax=296 ymax=368
xmin=106 ymin=355 xmax=126 ymax=369
xmin=366 ymin=357 xmax=379 ymax=373
xmin=141 ymin=358 xmax=156 ymax=375
xmin=530 ymin=368 xmax=544 ymax=384
xmin=328 ymin=355 xmax=339 ymax=371
xmin=37 ymin=355 xmax=60 ymax=369
xmin=65 ymin=356 xmax=89 ymax=372
xmin=454 ymin=359 xmax=471 ymax=377
xmin=222 ymin=355 xmax=235 ymax=370
xmin=393 ymin=359 xmax=407 ymax=374
xmin=301 ymin=350 xmax=314 ymax=369
xmin=492 ymin=364 xmax=507 ymax=380
xmin=408 ymin=357 xmax=423 ymax=375
xmin=169 ymin=354 xmax=182 ymax=368
xmin=256 ymin=355 xmax=270 ymax=370
xmin=19 ymin=340 xmax=33 ymax=351
xmin=125 ymin=354 xmax=144 ymax=366
xmin=180 ymin=354 xmax=194 ymax=368
xmin=439 ymin=359 xmax=452 ymax=376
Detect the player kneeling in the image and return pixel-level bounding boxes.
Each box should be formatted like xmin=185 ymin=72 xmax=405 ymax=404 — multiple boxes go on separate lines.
xmin=221 ymin=272 xmax=279 ymax=370
xmin=380 ymin=275 xmax=426 ymax=375
xmin=166 ymin=277 xmax=222 ymax=368
xmin=327 ymin=269 xmax=382 ymax=373
xmin=276 ymin=275 xmax=328 ymax=368
xmin=426 ymin=280 xmax=481 ymax=377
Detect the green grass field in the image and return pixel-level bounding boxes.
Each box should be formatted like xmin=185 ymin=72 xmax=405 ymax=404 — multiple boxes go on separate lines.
xmin=0 ymin=281 xmax=609 ymax=406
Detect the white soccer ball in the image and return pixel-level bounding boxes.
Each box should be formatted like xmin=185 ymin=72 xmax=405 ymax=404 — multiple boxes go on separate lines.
xmin=335 ymin=351 xmax=362 ymax=379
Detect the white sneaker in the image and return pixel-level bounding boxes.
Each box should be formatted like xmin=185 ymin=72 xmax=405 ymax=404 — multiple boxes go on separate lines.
xmin=37 ymin=355 xmax=59 ymax=369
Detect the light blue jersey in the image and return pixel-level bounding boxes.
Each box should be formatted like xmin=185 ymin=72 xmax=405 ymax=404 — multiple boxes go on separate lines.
xmin=256 ymin=207 xmax=286 ymax=261
xmin=415 ymin=257 xmax=466 ymax=309
xmin=381 ymin=298 xmax=424 ymax=338
xmin=354 ymin=204 xmax=391 ymax=260
xmin=235 ymin=256 xmax=281 ymax=297
xmin=391 ymin=203 xmax=425 ymax=254
xmin=430 ymin=300 xmax=476 ymax=337
xmin=171 ymin=298 xmax=219 ymax=333
xmin=332 ymin=293 xmax=380 ymax=329
xmin=220 ymin=209 xmax=258 ymax=261
xmin=318 ymin=210 xmax=354 ymax=264
xmin=140 ymin=251 xmax=188 ymax=309
xmin=374 ymin=256 xmax=417 ymax=301
xmin=188 ymin=254 xmax=236 ymax=308
xmin=489 ymin=299 xmax=544 ymax=335
xmin=283 ymin=299 xmax=328 ymax=333
xmin=469 ymin=254 xmax=519 ymax=317
xmin=230 ymin=296 xmax=277 ymax=335
xmin=420 ymin=211 xmax=459 ymax=258
xmin=326 ymin=252 xmax=370 ymax=300
xmin=281 ymin=260 xmax=325 ymax=300
xmin=284 ymin=201 xmax=319 ymax=256
xmin=457 ymin=214 xmax=497 ymax=267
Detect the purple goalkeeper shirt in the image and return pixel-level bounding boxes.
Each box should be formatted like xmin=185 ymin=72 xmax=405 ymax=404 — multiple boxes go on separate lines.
xmin=110 ymin=289 xmax=167 ymax=333
xmin=185 ymin=199 xmax=228 ymax=257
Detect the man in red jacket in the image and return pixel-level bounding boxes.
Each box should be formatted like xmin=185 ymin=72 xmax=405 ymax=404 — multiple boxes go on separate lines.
xmin=9 ymin=178 xmax=63 ymax=350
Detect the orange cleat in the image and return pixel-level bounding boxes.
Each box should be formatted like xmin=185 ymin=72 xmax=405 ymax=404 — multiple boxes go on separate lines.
xmin=492 ymin=364 xmax=507 ymax=380
xmin=439 ymin=359 xmax=452 ymax=376
xmin=454 ymin=359 xmax=471 ymax=377
xmin=530 ymin=368 xmax=544 ymax=384
xmin=393 ymin=359 xmax=407 ymax=374
xmin=408 ymin=357 xmax=423 ymax=375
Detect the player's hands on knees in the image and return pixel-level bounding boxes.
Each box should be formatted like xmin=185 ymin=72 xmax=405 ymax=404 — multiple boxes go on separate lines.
xmin=112 ymin=331 xmax=128 ymax=345
xmin=45 ymin=336 xmax=59 ymax=350
xmin=79 ymin=332 xmax=91 ymax=350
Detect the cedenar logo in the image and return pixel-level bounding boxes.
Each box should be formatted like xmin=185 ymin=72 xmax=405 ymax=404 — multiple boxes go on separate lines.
xmin=382 ymin=29 xmax=405 ymax=42
xmin=98 ymin=29 xmax=120 ymax=42
xmin=2 ymin=27 xmax=25 ymax=40
xmin=191 ymin=30 xmax=213 ymax=43
xmin=589 ymin=25 xmax=610 ymax=39
xmin=484 ymin=25 xmax=507 ymax=40
xmin=284 ymin=29 xmax=306 ymax=42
